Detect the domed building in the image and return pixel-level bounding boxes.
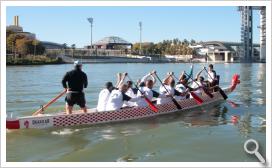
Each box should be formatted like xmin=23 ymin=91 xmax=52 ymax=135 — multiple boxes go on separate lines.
xmin=89 ymin=36 xmax=133 ymax=49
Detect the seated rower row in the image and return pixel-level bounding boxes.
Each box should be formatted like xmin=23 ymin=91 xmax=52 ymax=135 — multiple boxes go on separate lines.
xmin=62 ymin=61 xmax=218 ymax=114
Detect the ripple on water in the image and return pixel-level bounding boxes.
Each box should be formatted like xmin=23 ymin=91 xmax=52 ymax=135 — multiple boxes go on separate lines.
xmin=120 ymin=129 xmax=142 ymax=136
xmin=51 ymin=128 xmax=80 ymax=135
xmin=101 ymin=134 xmax=117 ymax=140
xmin=116 ymin=151 xmax=157 ymax=162
xmin=116 ymin=154 xmax=139 ymax=162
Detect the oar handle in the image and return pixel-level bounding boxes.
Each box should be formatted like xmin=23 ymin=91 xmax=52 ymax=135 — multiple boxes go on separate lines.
xmin=127 ymin=75 xmax=144 ymax=95
xmin=184 ymin=71 xmax=202 ymax=88
xmin=171 ymin=74 xmax=179 ymax=81
xmin=154 ymin=73 xmax=171 ymax=95
xmin=154 ymin=73 xmax=182 ymax=109
xmin=32 ymin=89 xmax=67 ymax=116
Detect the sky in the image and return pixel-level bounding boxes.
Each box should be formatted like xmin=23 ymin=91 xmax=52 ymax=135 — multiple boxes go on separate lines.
xmin=6 ymin=6 xmax=260 ymax=48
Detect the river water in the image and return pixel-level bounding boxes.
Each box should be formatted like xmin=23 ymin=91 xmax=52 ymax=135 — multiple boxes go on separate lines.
xmin=6 ymin=63 xmax=266 ymax=162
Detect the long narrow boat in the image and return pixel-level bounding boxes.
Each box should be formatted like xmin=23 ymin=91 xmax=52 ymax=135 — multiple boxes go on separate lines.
xmin=6 ymin=74 xmax=240 ymax=130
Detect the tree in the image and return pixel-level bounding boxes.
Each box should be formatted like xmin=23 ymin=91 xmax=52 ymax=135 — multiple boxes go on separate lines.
xmin=182 ymin=39 xmax=189 ymax=46
xmin=32 ymin=39 xmax=39 ymax=56
xmin=190 ymin=39 xmax=196 ymax=45
xmin=16 ymin=38 xmax=30 ymax=56
xmin=6 ymin=34 xmax=25 ymax=54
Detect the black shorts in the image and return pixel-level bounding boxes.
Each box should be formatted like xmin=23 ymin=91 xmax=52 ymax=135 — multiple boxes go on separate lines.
xmin=65 ymin=92 xmax=86 ymax=108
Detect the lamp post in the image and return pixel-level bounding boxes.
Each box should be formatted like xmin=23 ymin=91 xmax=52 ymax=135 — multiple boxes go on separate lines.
xmin=87 ymin=17 xmax=94 ymax=56
xmin=139 ymin=21 xmax=142 ymax=55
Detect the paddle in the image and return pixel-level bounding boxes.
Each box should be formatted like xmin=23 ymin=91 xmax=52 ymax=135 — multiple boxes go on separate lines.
xmin=184 ymin=71 xmax=214 ymax=98
xmin=127 ymin=75 xmax=158 ymax=112
xmin=32 ymin=89 xmax=67 ymax=116
xmin=153 ymin=73 xmax=182 ymax=110
xmin=172 ymin=74 xmax=203 ymax=105
xmin=203 ymin=67 xmax=228 ymax=100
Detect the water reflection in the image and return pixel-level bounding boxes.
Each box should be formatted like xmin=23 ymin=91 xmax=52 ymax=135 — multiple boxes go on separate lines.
xmin=239 ymin=64 xmax=253 ymax=106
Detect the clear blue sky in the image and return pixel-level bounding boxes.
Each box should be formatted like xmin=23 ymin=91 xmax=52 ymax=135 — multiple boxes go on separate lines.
xmin=7 ymin=6 xmax=260 ymax=48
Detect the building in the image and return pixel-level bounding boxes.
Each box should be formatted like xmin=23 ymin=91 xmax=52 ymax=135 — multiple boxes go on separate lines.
xmin=238 ymin=6 xmax=266 ymax=62
xmin=6 ymin=16 xmax=36 ymax=39
xmin=41 ymin=41 xmax=64 ymax=49
xmin=86 ymin=36 xmax=133 ymax=49
xmin=190 ymin=41 xmax=260 ymax=62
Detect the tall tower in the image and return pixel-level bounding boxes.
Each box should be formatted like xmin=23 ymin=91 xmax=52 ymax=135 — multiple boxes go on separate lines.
xmin=14 ymin=16 xmax=19 ymax=26
xmin=239 ymin=6 xmax=253 ymax=63
xmin=260 ymin=7 xmax=266 ymax=62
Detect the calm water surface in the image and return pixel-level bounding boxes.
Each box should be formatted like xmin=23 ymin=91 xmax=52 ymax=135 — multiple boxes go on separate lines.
xmin=6 ymin=63 xmax=266 ymax=162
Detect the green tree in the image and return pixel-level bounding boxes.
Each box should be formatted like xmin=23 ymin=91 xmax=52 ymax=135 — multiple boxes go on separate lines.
xmin=32 ymin=39 xmax=39 ymax=56
xmin=190 ymin=39 xmax=196 ymax=45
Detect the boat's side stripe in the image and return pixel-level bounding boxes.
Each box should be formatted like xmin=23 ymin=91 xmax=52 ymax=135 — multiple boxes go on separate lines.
xmin=52 ymin=91 xmax=223 ymax=127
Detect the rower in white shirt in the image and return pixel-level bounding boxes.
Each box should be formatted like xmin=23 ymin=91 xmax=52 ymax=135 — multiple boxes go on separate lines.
xmin=123 ymin=80 xmax=138 ymax=107
xmin=175 ymin=82 xmax=189 ymax=101
xmin=96 ymin=82 xmax=114 ymax=112
xmin=207 ymin=64 xmax=218 ymax=88
xmin=135 ymin=71 xmax=160 ymax=107
xmin=106 ymin=83 xmax=141 ymax=111
xmin=190 ymin=68 xmax=206 ymax=96
xmin=157 ymin=72 xmax=188 ymax=104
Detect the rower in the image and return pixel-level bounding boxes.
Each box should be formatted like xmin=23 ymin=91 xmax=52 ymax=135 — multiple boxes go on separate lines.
xmin=105 ymin=83 xmax=140 ymax=111
xmin=190 ymin=68 xmax=206 ymax=96
xmin=123 ymin=80 xmax=137 ymax=107
xmin=157 ymin=72 xmax=188 ymax=104
xmin=176 ymin=71 xmax=191 ymax=99
xmin=175 ymin=82 xmax=189 ymax=101
xmin=135 ymin=71 xmax=160 ymax=107
xmin=207 ymin=64 xmax=219 ymax=91
xmin=138 ymin=70 xmax=156 ymax=87
xmin=96 ymin=82 xmax=114 ymax=112
xmin=62 ymin=61 xmax=88 ymax=114
xmin=126 ymin=81 xmax=138 ymax=97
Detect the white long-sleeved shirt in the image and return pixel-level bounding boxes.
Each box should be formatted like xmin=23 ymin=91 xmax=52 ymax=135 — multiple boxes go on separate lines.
xmin=135 ymin=86 xmax=159 ymax=107
xmin=123 ymin=87 xmax=137 ymax=107
xmin=97 ymin=88 xmax=111 ymax=112
xmin=157 ymin=85 xmax=175 ymax=105
xmin=106 ymin=90 xmax=139 ymax=111
xmin=191 ymin=81 xmax=204 ymax=96
xmin=208 ymin=70 xmax=216 ymax=83
xmin=175 ymin=83 xmax=187 ymax=100
xmin=140 ymin=73 xmax=156 ymax=84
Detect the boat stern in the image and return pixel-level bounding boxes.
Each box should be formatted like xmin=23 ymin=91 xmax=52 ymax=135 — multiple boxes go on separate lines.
xmin=6 ymin=119 xmax=20 ymax=129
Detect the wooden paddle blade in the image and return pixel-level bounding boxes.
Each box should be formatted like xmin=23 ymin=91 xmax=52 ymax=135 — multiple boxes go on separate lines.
xmin=219 ymin=87 xmax=228 ymax=100
xmin=171 ymin=98 xmax=182 ymax=109
xmin=144 ymin=97 xmax=158 ymax=112
xmin=190 ymin=92 xmax=203 ymax=104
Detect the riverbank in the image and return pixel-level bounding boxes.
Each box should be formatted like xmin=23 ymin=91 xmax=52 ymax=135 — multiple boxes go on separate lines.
xmin=6 ymin=55 xmax=63 ymax=65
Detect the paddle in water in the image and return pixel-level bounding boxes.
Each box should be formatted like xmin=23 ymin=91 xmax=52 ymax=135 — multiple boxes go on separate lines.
xmin=32 ymin=89 xmax=67 ymax=116
xmin=153 ymin=73 xmax=182 ymax=110
xmin=127 ymin=75 xmax=158 ymax=112
xmin=203 ymin=67 xmax=228 ymax=100
xmin=172 ymin=74 xmax=203 ymax=105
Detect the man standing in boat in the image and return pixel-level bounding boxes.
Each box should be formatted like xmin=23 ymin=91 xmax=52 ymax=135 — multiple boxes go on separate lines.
xmin=62 ymin=61 xmax=88 ymax=114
